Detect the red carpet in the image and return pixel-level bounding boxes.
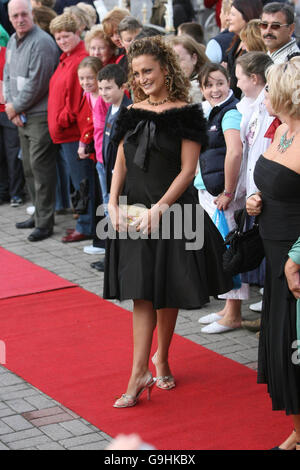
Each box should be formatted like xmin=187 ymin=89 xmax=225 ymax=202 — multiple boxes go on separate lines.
xmin=0 ymin=285 xmax=291 ymax=450
xmin=0 ymin=247 xmax=75 ymax=299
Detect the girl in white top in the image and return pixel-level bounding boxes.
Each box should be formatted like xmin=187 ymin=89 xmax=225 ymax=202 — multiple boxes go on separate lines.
xmin=235 ymin=52 xmax=274 ymax=200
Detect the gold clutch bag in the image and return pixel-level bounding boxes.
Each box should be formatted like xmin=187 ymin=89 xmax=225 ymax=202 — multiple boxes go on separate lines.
xmin=119 ymin=204 xmax=148 ymax=226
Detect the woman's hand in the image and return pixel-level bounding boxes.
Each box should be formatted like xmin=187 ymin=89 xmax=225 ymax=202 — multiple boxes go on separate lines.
xmin=246 ymin=193 xmax=262 ymax=217
xmin=134 ymin=204 xmax=163 ymax=235
xmin=108 ymin=203 xmax=128 ymax=233
xmin=77 ymin=145 xmax=90 ymax=160
xmin=214 ymin=193 xmax=233 ymax=211
xmin=284 ymin=257 xmax=300 ymax=299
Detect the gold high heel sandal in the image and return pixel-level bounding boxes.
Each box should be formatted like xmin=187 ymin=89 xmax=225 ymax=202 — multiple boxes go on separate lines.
xmin=113 ymin=374 xmax=156 ymax=408
xmin=152 ymin=352 xmax=175 ymax=390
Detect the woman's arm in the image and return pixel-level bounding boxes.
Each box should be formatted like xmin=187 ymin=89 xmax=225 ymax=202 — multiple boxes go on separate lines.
xmin=285 ymin=258 xmax=300 ymax=299
xmin=214 ymin=128 xmax=243 ymax=211
xmin=285 ymin=236 xmax=300 ymax=299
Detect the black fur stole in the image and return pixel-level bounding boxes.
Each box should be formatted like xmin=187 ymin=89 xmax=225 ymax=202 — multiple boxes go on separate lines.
xmin=112 ymin=103 xmax=208 ymax=151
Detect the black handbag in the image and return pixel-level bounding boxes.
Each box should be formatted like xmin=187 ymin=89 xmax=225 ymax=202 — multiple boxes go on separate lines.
xmin=71 ymin=178 xmax=89 ymax=215
xmin=222 ymin=208 xmax=265 ymax=276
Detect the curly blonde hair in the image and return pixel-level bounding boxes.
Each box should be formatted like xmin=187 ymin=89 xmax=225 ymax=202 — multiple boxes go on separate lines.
xmin=127 ymin=36 xmax=190 ymax=103
xmin=266 ymin=57 xmax=300 ymax=119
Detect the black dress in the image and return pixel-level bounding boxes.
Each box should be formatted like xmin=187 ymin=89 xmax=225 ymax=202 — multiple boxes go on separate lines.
xmin=103 ymin=105 xmax=233 ymax=310
xmin=254 ymin=155 xmax=300 ymax=415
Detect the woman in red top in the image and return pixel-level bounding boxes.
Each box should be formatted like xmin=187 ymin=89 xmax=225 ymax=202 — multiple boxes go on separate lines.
xmin=48 ymin=12 xmax=96 ymax=243
xmin=0 ymin=45 xmax=24 ymax=206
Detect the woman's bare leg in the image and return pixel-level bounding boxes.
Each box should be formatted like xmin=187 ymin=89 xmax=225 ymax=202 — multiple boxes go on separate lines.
xmin=217 ymin=299 xmax=242 ymax=328
xmin=153 ymin=308 xmax=178 ymax=387
xmin=124 ymin=300 xmax=157 ymax=397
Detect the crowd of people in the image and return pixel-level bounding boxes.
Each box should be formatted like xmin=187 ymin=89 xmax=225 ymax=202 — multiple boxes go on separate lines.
xmin=1 ymin=0 xmax=300 ymax=450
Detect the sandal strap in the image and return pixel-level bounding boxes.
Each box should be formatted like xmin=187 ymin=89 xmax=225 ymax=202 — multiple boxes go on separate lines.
xmin=121 ymin=393 xmax=135 ymax=404
xmin=157 ymin=375 xmax=174 ymax=381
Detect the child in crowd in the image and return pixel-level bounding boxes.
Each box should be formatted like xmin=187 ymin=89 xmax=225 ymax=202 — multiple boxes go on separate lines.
xmin=118 ymin=16 xmax=142 ymax=54
xmin=195 ymin=62 xmax=248 ymax=334
xmin=77 ymin=55 xmax=107 ymax=256
xmin=78 ymin=56 xmax=107 ymax=198
xmin=234 ymin=51 xmax=274 ymax=316
xmin=89 ymin=63 xmax=132 ymax=272
xmin=235 ymin=52 xmax=274 ymax=202
xmin=116 ymin=16 xmax=142 ymax=75
xmin=98 ymin=64 xmax=132 ymax=198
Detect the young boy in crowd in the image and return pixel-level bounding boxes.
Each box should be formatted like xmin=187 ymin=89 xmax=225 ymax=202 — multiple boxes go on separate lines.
xmin=98 ymin=63 xmax=132 ymax=194
xmin=92 ymin=64 xmax=132 ymax=272
xmin=116 ymin=16 xmax=142 ymax=76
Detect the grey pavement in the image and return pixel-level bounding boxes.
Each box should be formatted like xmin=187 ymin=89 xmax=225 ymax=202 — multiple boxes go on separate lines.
xmin=0 ymin=201 xmax=262 ymax=450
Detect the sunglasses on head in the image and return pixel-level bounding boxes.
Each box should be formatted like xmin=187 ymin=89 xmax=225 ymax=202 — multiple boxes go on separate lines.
xmin=259 ymin=21 xmax=291 ymax=30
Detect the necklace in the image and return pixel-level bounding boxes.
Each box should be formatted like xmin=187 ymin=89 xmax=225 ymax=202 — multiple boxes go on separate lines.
xmin=147 ymin=97 xmax=170 ymax=106
xmin=278 ymin=130 xmax=299 ymax=153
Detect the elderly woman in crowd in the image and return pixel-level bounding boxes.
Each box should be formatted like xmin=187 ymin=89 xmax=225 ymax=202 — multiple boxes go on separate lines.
xmin=48 ymin=12 xmax=96 ymax=243
xmin=84 ymin=24 xmax=118 ymax=66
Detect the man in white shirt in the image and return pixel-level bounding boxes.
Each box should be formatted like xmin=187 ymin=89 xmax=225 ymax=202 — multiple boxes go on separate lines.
xmin=259 ymin=2 xmax=299 ymax=63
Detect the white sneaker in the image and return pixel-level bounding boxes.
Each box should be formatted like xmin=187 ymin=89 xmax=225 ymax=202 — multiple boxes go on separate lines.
xmin=83 ymin=245 xmax=105 ymax=255
xmin=259 ymin=287 xmax=264 ymax=296
xmin=26 ymin=205 xmax=35 ymax=215
xmin=198 ymin=313 xmax=222 ymax=324
xmin=249 ymin=300 xmax=262 ymax=312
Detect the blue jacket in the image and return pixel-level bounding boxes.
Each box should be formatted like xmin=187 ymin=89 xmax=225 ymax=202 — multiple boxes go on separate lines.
xmin=199 ymin=93 xmax=239 ymax=196
xmin=103 ymin=93 xmax=132 ymax=191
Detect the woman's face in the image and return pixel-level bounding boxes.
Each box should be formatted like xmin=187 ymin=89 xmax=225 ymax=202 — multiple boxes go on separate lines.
xmin=89 ymin=37 xmax=113 ymax=65
xmin=78 ymin=66 xmax=98 ymax=94
xmin=228 ymin=6 xmax=246 ymax=34
xmin=200 ymin=70 xmax=230 ymax=106
xmin=235 ymin=64 xmax=257 ymax=98
xmin=54 ymin=30 xmax=80 ymax=54
xmin=263 ymin=85 xmax=276 ymax=117
xmin=109 ymin=27 xmax=123 ymax=49
xmin=132 ymin=54 xmax=167 ymax=99
xmin=172 ymin=43 xmax=197 ymax=78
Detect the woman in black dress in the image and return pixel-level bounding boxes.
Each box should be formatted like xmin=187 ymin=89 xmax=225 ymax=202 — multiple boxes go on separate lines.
xmin=103 ymin=36 xmax=232 ymax=408
xmin=246 ymin=56 xmax=300 ymax=450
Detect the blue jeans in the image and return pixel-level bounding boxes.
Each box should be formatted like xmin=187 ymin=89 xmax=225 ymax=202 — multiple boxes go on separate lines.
xmin=96 ymin=161 xmax=109 ymax=214
xmin=55 ymin=147 xmax=71 ymax=210
xmin=60 ymin=141 xmax=95 ymax=236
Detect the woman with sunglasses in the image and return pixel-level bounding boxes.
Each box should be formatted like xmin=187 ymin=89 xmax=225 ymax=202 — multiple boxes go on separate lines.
xmin=259 ymin=2 xmax=299 ymax=63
